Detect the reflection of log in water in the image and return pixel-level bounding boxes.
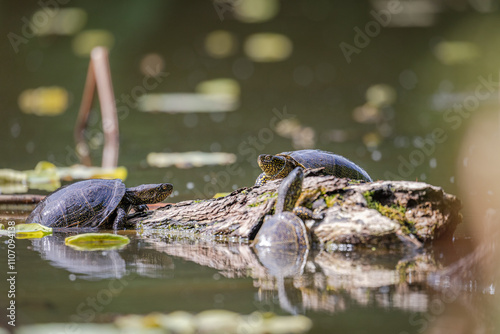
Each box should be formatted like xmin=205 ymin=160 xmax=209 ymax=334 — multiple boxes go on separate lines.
xmin=139 ymin=230 xmax=439 ymax=314
xmin=29 ymin=230 xmax=493 ymax=322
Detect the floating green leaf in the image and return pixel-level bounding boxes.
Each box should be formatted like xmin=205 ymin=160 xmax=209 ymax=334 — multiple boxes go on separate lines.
xmin=0 ymin=223 xmax=53 ymax=239
xmin=65 ymin=233 xmax=130 ymax=251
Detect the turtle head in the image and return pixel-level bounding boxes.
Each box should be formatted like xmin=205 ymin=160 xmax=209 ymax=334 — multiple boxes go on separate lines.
xmin=258 ymin=154 xmax=288 ymax=178
xmin=275 ymin=167 xmax=303 ymax=213
xmin=125 ymin=183 xmax=173 ymax=205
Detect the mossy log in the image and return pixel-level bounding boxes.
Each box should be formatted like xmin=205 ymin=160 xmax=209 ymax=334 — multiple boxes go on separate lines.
xmin=128 ymin=173 xmax=461 ymax=249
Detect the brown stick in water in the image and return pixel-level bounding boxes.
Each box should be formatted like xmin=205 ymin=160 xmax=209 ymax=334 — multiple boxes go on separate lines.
xmin=74 ymin=47 xmax=119 ymax=168
xmin=0 ymin=194 xmax=45 ymax=205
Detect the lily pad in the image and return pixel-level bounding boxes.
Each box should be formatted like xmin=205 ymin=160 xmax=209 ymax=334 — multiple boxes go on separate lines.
xmin=65 ymin=233 xmax=130 ymax=251
xmin=15 ymin=223 xmax=53 ymax=239
xmin=0 ymin=223 xmax=53 ymax=239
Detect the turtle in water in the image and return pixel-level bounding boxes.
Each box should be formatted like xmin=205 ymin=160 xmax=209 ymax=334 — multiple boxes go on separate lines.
xmin=26 ymin=179 xmax=173 ymax=230
xmin=253 ymin=167 xmax=316 ymax=251
xmin=255 ymin=149 xmax=372 ymax=186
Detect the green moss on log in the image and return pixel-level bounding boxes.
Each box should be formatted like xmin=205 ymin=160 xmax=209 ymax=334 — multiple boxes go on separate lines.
xmin=363 ymin=191 xmax=416 ymax=236
xmin=324 ymin=194 xmax=343 ymax=207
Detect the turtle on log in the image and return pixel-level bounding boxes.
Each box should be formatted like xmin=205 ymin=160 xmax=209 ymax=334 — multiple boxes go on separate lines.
xmin=253 ymin=167 xmax=315 ymax=251
xmin=26 ymin=179 xmax=173 ymax=230
xmin=255 ymin=149 xmax=372 ymax=186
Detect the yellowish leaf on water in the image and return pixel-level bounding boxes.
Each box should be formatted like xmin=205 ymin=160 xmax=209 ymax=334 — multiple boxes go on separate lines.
xmin=15 ymin=223 xmax=53 ymax=233
xmin=0 ymin=169 xmax=27 ymax=184
xmin=16 ymin=231 xmax=51 ymax=239
xmin=58 ymin=165 xmax=128 ymax=181
xmin=25 ymin=161 xmax=60 ymax=191
xmin=0 ymin=223 xmax=53 ymax=239
xmin=65 ymin=233 xmax=130 ymax=251
xmin=0 ymin=161 xmax=60 ymax=193
xmin=0 ymin=162 xmax=127 ymax=194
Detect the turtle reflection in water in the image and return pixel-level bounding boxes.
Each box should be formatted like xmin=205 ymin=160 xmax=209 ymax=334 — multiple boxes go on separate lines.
xmin=253 ymin=166 xmax=321 ymax=252
xmin=26 ymin=179 xmax=173 ymax=229
xmin=255 ymin=149 xmax=372 ymax=186
xmin=253 ymin=167 xmax=320 ymax=314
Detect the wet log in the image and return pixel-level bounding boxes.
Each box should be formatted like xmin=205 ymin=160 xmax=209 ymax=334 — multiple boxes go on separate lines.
xmin=128 ymin=172 xmax=462 ymax=249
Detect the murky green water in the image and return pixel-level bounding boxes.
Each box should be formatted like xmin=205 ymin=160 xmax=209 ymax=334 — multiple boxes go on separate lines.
xmin=1 ymin=231 xmax=494 ymax=333
xmin=2 ymin=1 xmax=500 ymax=333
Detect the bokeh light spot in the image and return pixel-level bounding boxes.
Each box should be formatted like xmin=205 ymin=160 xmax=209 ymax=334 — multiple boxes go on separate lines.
xmin=366 ymin=84 xmax=397 ymax=107
xmin=18 ymin=87 xmax=69 ymax=116
xmin=30 ymin=8 xmax=87 ymax=36
xmin=72 ymin=30 xmax=114 ymax=56
xmin=434 ymin=41 xmax=480 ymax=65
xmin=205 ymin=30 xmax=237 ymax=58
xmin=234 ymin=0 xmax=279 ymax=23
xmin=140 ymin=53 xmax=165 ymax=77
xmin=244 ymin=33 xmax=292 ymax=62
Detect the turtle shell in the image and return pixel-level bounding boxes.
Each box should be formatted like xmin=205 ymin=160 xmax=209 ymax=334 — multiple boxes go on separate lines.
xmin=26 ymin=179 xmax=126 ymax=228
xmin=279 ymin=149 xmax=372 ymax=182
xmin=253 ymin=212 xmax=310 ymax=250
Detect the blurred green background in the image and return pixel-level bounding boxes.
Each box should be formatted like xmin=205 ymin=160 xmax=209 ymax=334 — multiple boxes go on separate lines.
xmin=2 ymin=0 xmax=499 ymax=205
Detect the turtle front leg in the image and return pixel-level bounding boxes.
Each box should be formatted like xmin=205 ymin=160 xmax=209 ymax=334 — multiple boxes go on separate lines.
xmin=255 ymin=173 xmax=271 ymax=186
xmin=293 ymin=206 xmax=324 ymax=220
xmin=134 ymin=204 xmax=148 ymax=212
xmin=112 ymin=207 xmax=127 ymax=230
